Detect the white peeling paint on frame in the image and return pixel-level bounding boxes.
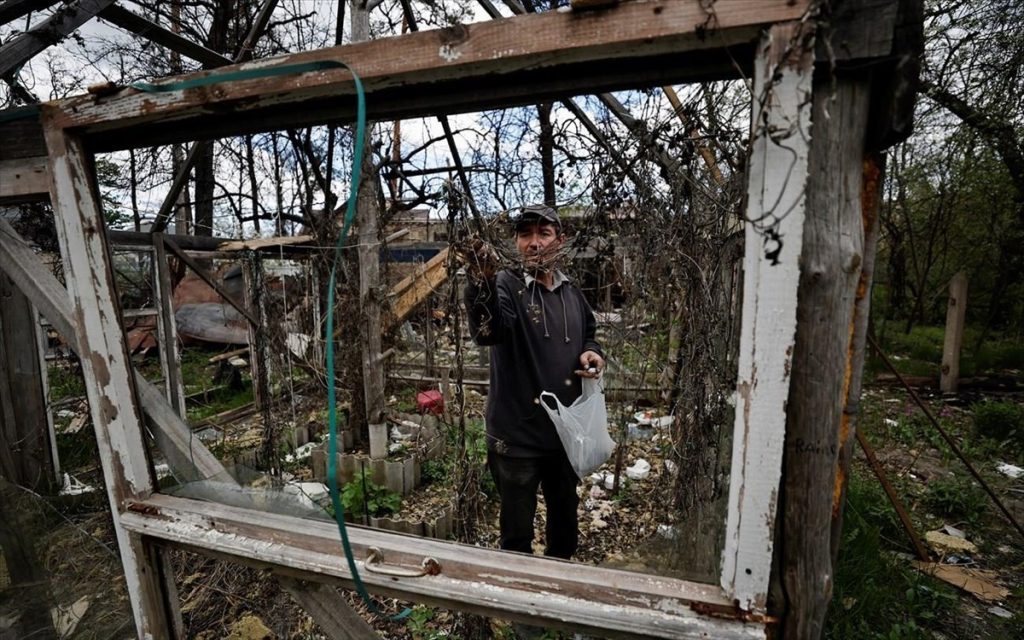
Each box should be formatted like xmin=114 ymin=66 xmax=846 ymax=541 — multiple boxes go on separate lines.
xmin=721 ymin=24 xmax=814 ymax=612
xmin=41 ymin=116 xmax=165 ymax=638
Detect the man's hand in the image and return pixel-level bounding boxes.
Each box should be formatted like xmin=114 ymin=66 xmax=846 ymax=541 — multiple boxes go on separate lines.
xmin=575 ymin=350 xmax=605 ymax=379
xmin=456 ymin=236 xmax=501 ymax=283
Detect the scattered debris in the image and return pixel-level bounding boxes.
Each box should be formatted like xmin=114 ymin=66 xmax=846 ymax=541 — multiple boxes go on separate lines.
xmin=912 ymin=562 xmax=1010 ymax=602
xmin=284 ymin=442 xmax=318 ymax=463
xmin=64 ymin=413 xmax=88 ymax=434
xmin=588 ymin=470 xmax=617 ymax=490
xmin=996 ymin=462 xmax=1023 ymax=479
xmin=988 ymin=606 xmax=1013 ymax=619
xmin=224 ymin=613 xmax=273 ymax=640
xmin=416 ymin=389 xmax=444 ymax=415
xmin=925 ymin=530 xmax=978 ymax=555
xmin=941 ymin=524 xmax=967 ymax=539
xmin=58 ymin=473 xmax=95 ymax=496
xmin=50 ymin=596 xmax=89 ymax=638
xmin=625 ymin=459 xmax=651 ymax=480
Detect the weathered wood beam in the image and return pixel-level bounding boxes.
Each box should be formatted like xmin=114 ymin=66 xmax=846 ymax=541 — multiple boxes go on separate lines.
xmin=0 ymin=271 xmax=55 ymax=491
xmin=940 ymin=272 xmax=968 ymax=393
xmin=386 ymin=247 xmax=449 ymax=330
xmin=0 ymin=0 xmax=116 ymax=79
xmin=830 ymin=151 xmax=885 ymax=566
xmin=780 ymin=49 xmax=874 ymax=640
xmin=45 ymin=0 xmax=812 ymax=151
xmin=108 ymin=229 xmax=229 ymax=250
xmin=98 ymin=4 xmax=232 ymax=68
xmin=121 ymin=493 xmax=765 ymax=640
xmin=0 ymin=156 xmax=48 ymax=203
xmin=152 ymin=234 xmax=187 ymax=417
xmin=720 ymin=22 xmax=814 ymax=614
xmin=0 ymin=0 xmax=57 ymax=27
xmin=42 ymin=119 xmax=178 ymax=638
xmin=0 ymin=108 xmax=46 ymax=161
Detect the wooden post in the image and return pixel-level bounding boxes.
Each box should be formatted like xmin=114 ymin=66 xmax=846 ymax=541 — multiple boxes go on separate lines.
xmin=0 ymin=271 xmax=56 ymax=492
xmin=353 ymin=0 xmax=388 ymax=460
xmin=780 ymin=52 xmax=873 ymax=640
xmin=720 ymin=22 xmax=814 ymax=614
xmin=829 ymin=152 xmax=886 ymax=568
xmin=41 ymin=118 xmax=179 ymax=638
xmin=152 ymin=233 xmax=187 ymax=417
xmin=940 ymin=272 xmax=968 ymax=393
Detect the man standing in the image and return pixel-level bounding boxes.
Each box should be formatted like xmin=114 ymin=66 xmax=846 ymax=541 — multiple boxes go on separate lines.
xmin=463 ymin=204 xmax=604 ymax=559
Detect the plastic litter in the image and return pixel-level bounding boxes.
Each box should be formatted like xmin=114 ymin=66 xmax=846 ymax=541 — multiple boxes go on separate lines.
xmin=941 ymin=524 xmax=967 ymax=539
xmin=625 ymin=458 xmax=651 ymax=480
xmin=988 ymin=606 xmax=1013 ymax=619
xmin=540 ymin=377 xmax=615 ymax=479
xmin=653 ymin=416 xmax=674 ymax=429
xmin=997 ymin=462 xmax=1023 ymax=479
xmin=416 ymin=389 xmax=444 ymax=415
xmin=633 ymin=410 xmax=654 ymax=426
xmin=588 ymin=470 xmax=617 ymax=490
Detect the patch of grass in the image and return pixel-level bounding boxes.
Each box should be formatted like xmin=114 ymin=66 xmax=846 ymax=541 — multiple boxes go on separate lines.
xmin=971 ymin=400 xmax=1024 ymax=449
xmin=48 ymin=362 xmax=85 ymax=401
xmin=828 ymin=471 xmax=959 ymax=639
xmin=923 ymin=473 xmax=988 ymax=527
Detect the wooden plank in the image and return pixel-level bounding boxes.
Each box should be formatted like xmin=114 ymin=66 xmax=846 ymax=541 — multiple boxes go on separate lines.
xmin=45 ymin=0 xmax=812 ymax=151
xmin=780 ymin=49 xmax=874 ymax=639
xmin=0 ymin=0 xmax=116 ymax=78
xmin=218 ymin=234 xmax=314 ymax=251
xmin=121 ymin=493 xmax=767 ymax=640
xmin=108 ymin=229 xmax=229 ymax=250
xmin=98 ymin=5 xmax=232 ymax=68
xmin=32 ymin=303 xmax=61 ymax=484
xmin=42 ymin=120 xmax=176 ymax=638
xmin=0 ymin=270 xmax=55 ymax=491
xmin=152 ymin=234 xmax=187 ymax=416
xmin=720 ymin=22 xmax=815 ymax=614
xmin=940 ymin=272 xmax=968 ymax=393
xmin=0 ymin=0 xmax=58 ymax=27
xmin=276 ymin=578 xmax=379 ymax=640
xmin=0 ymin=108 xmax=46 ymax=161
xmin=0 ymin=156 xmax=48 ymax=203
xmin=387 ymin=247 xmax=449 ymax=329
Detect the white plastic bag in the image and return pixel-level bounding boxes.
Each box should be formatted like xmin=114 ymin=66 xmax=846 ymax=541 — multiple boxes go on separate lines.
xmin=540 ymin=378 xmax=616 ymax=479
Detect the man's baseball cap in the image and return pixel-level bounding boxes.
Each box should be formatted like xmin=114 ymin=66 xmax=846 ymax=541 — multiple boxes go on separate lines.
xmin=513 ymin=204 xmax=561 ymax=231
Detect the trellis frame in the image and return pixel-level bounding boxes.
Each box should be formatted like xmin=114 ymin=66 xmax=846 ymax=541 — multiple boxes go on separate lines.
xmin=0 ymin=0 xmax=921 ymax=637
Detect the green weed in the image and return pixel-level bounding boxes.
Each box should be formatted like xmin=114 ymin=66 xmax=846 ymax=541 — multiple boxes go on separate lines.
xmin=971 ymin=400 xmax=1024 ymax=448
xmin=341 ymin=469 xmax=401 ymax=518
xmin=827 ymin=470 xmax=959 ymax=639
xmin=923 ymin=473 xmax=988 ymax=527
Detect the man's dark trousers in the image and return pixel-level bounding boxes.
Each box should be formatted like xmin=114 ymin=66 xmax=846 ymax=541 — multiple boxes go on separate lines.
xmin=488 ymin=450 xmax=579 ymax=559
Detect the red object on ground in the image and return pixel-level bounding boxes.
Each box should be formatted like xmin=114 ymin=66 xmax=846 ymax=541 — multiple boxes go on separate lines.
xmin=416 ymin=389 xmax=444 ymax=415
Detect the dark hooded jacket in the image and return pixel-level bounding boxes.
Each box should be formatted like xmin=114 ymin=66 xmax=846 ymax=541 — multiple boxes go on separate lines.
xmin=465 ymin=269 xmax=602 ymax=457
